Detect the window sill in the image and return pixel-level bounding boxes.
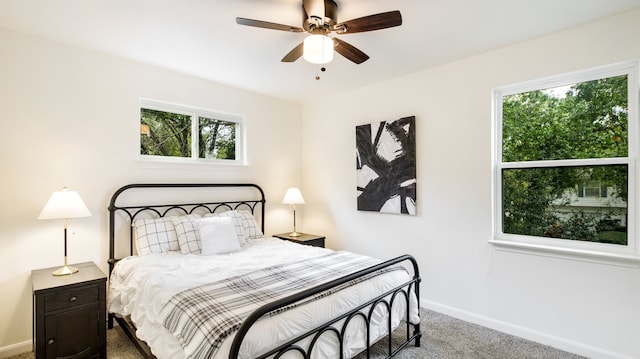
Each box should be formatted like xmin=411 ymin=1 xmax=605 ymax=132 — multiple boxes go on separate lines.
xmin=489 ymin=238 xmax=640 ymax=267
xmin=136 ymin=156 xmax=247 ymax=169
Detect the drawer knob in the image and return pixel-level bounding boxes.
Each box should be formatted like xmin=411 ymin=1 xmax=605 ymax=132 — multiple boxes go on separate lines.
xmin=47 ymin=338 xmax=55 ymax=345
xmin=69 ymin=296 xmax=77 ymax=302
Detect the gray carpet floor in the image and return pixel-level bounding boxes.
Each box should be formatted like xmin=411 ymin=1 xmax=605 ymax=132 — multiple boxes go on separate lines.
xmin=8 ymin=309 xmax=586 ymax=359
xmin=358 ymin=309 xmax=586 ymax=359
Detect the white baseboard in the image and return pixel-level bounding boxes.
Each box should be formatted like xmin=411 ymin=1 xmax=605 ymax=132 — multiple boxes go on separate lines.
xmin=420 ymin=299 xmax=631 ymax=359
xmin=0 ymin=340 xmax=31 ymax=358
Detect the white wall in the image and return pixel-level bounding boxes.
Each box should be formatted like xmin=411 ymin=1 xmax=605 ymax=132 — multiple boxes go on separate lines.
xmin=0 ymin=28 xmax=302 ymax=356
xmin=301 ymin=8 xmax=640 ymax=359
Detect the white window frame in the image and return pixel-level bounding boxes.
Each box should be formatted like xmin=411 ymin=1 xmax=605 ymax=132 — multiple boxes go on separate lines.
xmin=491 ymin=61 xmax=640 ymax=265
xmin=581 ymin=180 xmax=603 ymax=198
xmin=139 ymin=98 xmax=245 ymax=166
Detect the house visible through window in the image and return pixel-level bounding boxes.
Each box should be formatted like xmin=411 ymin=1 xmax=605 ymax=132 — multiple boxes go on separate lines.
xmin=493 ymin=61 xmax=638 ymax=260
xmin=139 ymin=99 xmax=242 ymax=164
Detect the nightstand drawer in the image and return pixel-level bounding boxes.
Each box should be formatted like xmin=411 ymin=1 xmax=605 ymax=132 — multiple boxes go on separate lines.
xmin=299 ymin=237 xmax=325 ymax=248
xmin=44 ymin=285 xmax=99 ymax=313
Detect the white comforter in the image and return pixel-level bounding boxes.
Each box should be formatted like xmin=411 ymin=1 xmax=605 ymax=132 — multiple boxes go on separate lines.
xmin=108 ymin=238 xmax=419 ymax=359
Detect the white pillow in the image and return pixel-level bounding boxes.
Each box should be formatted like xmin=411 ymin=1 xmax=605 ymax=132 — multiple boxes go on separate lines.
xmin=171 ymin=215 xmax=203 ymax=255
xmin=206 ymin=210 xmax=263 ymax=242
xmin=199 ymin=217 xmax=241 ymax=255
xmin=204 ymin=211 xmax=247 ymax=246
xmin=133 ymin=215 xmax=198 ymax=255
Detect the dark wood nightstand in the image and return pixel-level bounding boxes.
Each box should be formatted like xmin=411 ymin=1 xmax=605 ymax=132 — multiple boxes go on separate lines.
xmin=32 ymin=261 xmax=107 ymax=359
xmin=274 ymin=233 xmax=326 ymax=248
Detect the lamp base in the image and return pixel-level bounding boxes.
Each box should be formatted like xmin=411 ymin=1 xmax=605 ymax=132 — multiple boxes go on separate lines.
xmin=288 ymin=231 xmax=302 ymax=237
xmin=52 ymin=265 xmax=79 ymax=276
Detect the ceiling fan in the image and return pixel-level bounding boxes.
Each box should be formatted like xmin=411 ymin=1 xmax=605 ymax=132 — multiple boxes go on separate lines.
xmin=236 ymin=0 xmax=402 ymax=65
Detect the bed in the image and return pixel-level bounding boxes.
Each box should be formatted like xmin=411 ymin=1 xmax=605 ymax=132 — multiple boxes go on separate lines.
xmin=107 ymin=183 xmax=421 ymax=359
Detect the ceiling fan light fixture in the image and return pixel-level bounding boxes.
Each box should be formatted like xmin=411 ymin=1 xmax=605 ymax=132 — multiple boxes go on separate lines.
xmin=303 ymin=34 xmax=334 ymax=64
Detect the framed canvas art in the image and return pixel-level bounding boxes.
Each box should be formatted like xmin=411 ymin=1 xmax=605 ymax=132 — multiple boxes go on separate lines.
xmin=356 ymin=116 xmax=416 ymax=215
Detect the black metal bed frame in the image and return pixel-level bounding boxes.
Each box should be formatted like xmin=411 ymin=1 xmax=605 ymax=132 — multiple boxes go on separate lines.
xmin=107 ymin=183 xmax=421 ymax=359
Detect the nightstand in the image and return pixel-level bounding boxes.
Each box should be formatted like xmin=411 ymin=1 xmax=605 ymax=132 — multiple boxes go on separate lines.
xmin=32 ymin=261 xmax=107 ymax=359
xmin=274 ymin=233 xmax=326 ymax=248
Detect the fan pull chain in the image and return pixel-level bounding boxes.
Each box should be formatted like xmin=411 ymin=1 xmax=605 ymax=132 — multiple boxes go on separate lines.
xmin=315 ymin=65 xmax=327 ymax=80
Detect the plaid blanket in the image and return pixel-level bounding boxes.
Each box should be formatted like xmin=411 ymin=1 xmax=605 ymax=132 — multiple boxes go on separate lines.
xmin=159 ymin=251 xmax=401 ymax=359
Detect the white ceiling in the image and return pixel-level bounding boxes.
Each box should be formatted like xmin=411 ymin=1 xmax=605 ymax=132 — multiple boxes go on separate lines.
xmin=2 ymin=0 xmax=640 ymax=103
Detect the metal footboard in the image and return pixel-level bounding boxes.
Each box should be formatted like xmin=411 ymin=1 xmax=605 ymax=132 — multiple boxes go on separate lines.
xmin=229 ymin=254 xmax=421 ymax=359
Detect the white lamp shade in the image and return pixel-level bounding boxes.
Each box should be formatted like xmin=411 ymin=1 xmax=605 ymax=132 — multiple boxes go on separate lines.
xmin=282 ymin=187 xmax=305 ymax=205
xmin=303 ymin=35 xmax=334 ymax=64
xmin=38 ymin=188 xmax=91 ymax=220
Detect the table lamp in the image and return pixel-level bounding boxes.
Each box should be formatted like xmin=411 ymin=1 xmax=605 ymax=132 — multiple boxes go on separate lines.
xmin=38 ymin=187 xmax=92 ymax=276
xmin=282 ymin=187 xmax=305 ymax=237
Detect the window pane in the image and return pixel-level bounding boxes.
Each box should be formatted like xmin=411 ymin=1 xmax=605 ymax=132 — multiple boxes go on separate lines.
xmin=140 ymin=108 xmax=192 ymax=157
xmin=502 ymin=165 xmax=627 ymax=245
xmin=582 ymin=181 xmax=601 ymax=198
xmin=502 ymin=75 xmax=628 ymax=162
xmin=198 ymin=117 xmax=236 ymax=160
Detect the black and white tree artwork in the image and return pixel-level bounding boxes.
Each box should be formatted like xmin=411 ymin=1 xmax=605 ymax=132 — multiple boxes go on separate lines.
xmin=356 ymin=116 xmax=416 ymax=215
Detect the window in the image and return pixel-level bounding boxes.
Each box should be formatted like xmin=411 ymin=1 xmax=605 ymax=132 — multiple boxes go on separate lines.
xmin=492 ymin=61 xmax=639 ymax=262
xmin=578 ymin=181 xmax=606 ymax=198
xmin=139 ymin=99 xmax=243 ymax=164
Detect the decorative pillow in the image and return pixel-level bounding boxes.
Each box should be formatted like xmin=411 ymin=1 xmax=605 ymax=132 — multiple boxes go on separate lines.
xmin=171 ymin=215 xmax=204 ymax=255
xmin=204 ymin=211 xmax=247 ymax=246
xmin=133 ymin=217 xmax=181 ymax=255
xmin=198 ymin=217 xmax=241 ymax=255
xmin=234 ymin=209 xmax=264 ymax=240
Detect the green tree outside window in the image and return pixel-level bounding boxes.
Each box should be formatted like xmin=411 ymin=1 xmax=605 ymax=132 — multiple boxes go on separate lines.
xmin=501 ymin=75 xmax=629 ymax=245
xmin=140 ymin=103 xmax=240 ymax=162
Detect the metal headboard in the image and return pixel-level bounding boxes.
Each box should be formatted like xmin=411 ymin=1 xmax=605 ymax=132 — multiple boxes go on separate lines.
xmin=107 ymin=183 xmax=265 ymax=275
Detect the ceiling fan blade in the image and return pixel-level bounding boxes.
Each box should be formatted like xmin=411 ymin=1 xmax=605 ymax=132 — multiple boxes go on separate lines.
xmin=236 ymin=17 xmax=304 ymax=32
xmin=335 ymin=10 xmax=402 ymax=34
xmin=281 ymin=42 xmax=304 ymax=62
xmin=333 ymin=38 xmax=369 ymax=64
xmin=303 ymin=0 xmax=325 ymax=19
